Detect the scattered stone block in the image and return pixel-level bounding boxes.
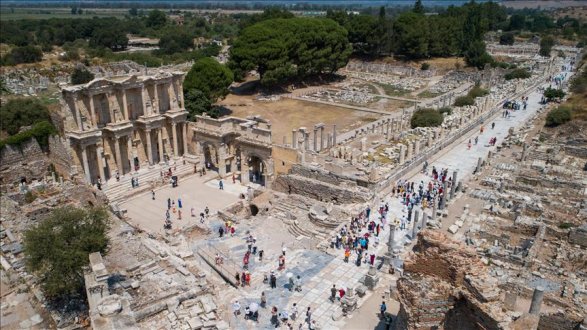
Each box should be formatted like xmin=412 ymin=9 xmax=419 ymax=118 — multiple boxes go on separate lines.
xmin=448 ymin=225 xmax=459 ymax=234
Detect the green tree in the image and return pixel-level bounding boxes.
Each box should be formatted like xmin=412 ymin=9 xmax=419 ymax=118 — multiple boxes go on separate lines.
xmin=129 ymin=7 xmax=138 ymax=16
xmin=89 ymin=27 xmax=128 ymax=50
xmin=146 ymin=9 xmax=167 ymax=29
xmin=499 ymin=32 xmax=515 ymax=45
xmin=184 ymin=57 xmax=233 ymax=102
xmin=229 ymin=18 xmax=351 ymax=85
xmin=504 ymin=68 xmax=531 ymax=80
xmin=158 ymin=29 xmax=194 ymax=55
xmin=508 ymin=14 xmax=525 ymax=31
xmin=184 ymin=89 xmax=213 ymax=120
xmin=6 ymin=45 xmax=43 ymax=64
xmin=543 ymin=87 xmax=565 ymax=102
xmin=464 ymin=40 xmax=493 ymax=69
xmin=392 ymin=12 xmax=429 ymax=59
xmin=545 ymin=105 xmax=571 ymax=127
xmin=411 ymin=108 xmax=443 ymax=128
xmin=0 ymin=98 xmax=52 ymax=135
xmin=23 ymin=207 xmax=110 ymax=300
xmin=540 ymin=36 xmax=555 ymax=57
xmin=71 ymin=67 xmax=95 ymax=85
xmin=413 ymin=0 xmax=425 ymax=14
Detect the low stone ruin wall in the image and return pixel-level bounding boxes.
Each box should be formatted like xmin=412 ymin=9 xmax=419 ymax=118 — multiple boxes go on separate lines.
xmin=272 ymin=173 xmax=372 ymax=204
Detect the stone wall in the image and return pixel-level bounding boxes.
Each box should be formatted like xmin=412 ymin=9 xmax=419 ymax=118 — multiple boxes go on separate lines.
xmin=272 ymin=173 xmax=372 ymax=204
xmin=0 ymin=135 xmax=74 ymax=186
xmin=538 ymin=312 xmax=583 ymax=330
xmin=47 ymin=136 xmax=74 ymax=177
xmin=568 ymin=225 xmax=587 ymax=248
xmin=0 ymin=139 xmax=49 ymax=185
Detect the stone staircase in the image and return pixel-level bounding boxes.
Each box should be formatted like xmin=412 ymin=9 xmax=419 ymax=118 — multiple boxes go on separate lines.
xmin=103 ymin=158 xmax=197 ymax=205
xmin=270 ymin=196 xmax=333 ymax=241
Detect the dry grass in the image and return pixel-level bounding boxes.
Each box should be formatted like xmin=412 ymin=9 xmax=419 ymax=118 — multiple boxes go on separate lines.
xmin=218 ymin=94 xmax=382 ymax=143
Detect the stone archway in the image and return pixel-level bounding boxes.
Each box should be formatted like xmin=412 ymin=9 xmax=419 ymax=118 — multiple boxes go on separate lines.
xmin=202 ymin=143 xmax=219 ymax=172
xmin=245 ymin=154 xmax=267 ymax=186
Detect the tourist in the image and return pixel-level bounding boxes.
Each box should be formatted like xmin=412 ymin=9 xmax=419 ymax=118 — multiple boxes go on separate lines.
xmin=467 ymin=139 xmax=472 ymax=150
xmin=241 ymin=271 xmax=246 ymax=287
xmin=205 ymin=206 xmax=210 ymax=218
xmin=96 ymin=177 xmax=102 ymax=190
xmin=309 ymin=320 xmax=318 ymax=330
xmin=491 ymin=122 xmax=495 ymax=129
xmin=243 ymin=251 xmax=250 ymax=269
xmin=167 ymin=198 xmax=171 ymax=210
xmin=291 ymin=303 xmax=298 ymax=320
xmin=191 ymin=207 xmax=195 ymax=217
xmin=178 ymin=210 xmax=182 ymax=220
xmin=344 ymin=248 xmax=350 ymax=263
xmin=370 ymin=253 xmax=376 ymax=266
xmin=219 ymin=227 xmax=224 ymax=238
xmin=330 ymin=284 xmax=337 ymax=302
xmin=219 ymin=179 xmax=224 ymax=190
xmin=270 ymin=271 xmax=278 ymax=289
xmin=271 ymin=306 xmax=279 ymax=327
xmin=279 ymin=310 xmax=289 ymax=323
xmin=295 ymin=275 xmax=302 ymax=292
xmin=380 ymin=301 xmax=387 ymax=319
xmin=115 ymin=171 xmax=120 ymax=182
xmin=305 ymin=307 xmax=312 ymax=324
xmin=289 ymin=275 xmax=295 ymax=291
xmin=339 ymin=287 xmax=346 ymax=300
xmin=232 ymin=173 xmax=236 ymax=184
xmin=151 ymin=190 xmax=155 ymax=200
xmin=232 ymin=300 xmax=241 ymax=317
xmin=230 ymin=226 xmax=236 ymax=236
xmin=278 ymin=255 xmax=286 ymax=270
xmin=261 ymin=291 xmax=267 ymax=308
xmin=235 ymin=272 xmax=240 ymax=285
xmin=178 ymin=198 xmax=182 ymax=208
xmin=245 ymin=272 xmax=251 ymax=286
xmin=474 ymin=136 xmax=478 ymax=145
xmin=259 ymin=249 xmax=264 ymax=261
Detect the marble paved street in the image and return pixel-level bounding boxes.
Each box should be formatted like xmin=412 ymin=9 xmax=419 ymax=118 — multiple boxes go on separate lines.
xmin=192 ymin=63 xmax=573 ymax=330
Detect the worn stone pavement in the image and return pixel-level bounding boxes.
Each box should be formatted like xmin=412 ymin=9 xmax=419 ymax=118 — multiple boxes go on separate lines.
xmin=203 ymin=60 xmax=576 ymax=329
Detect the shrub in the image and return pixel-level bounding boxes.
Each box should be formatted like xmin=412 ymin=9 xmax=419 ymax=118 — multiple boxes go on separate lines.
xmin=0 ymin=121 xmax=57 ymax=150
xmin=543 ymin=87 xmax=566 ymax=102
xmin=467 ymin=85 xmax=489 ymax=98
xmin=558 ymin=223 xmax=573 ymax=229
xmin=545 ymin=106 xmax=571 ymax=127
xmin=420 ymin=62 xmax=430 ymax=70
xmin=499 ymin=32 xmax=515 ymax=45
xmin=410 ymin=108 xmax=444 ymax=128
xmin=438 ymin=107 xmax=452 ymax=115
xmin=24 ymin=191 xmax=37 ymax=204
xmin=454 ymin=95 xmax=475 ymax=107
xmin=23 ymin=207 xmax=110 ymax=300
xmin=70 ymin=67 xmax=95 ymax=85
xmin=504 ymin=68 xmax=531 ymax=80
xmin=0 ymin=98 xmax=52 ymax=135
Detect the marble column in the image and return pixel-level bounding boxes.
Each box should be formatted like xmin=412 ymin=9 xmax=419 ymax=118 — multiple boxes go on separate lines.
xmin=406 ymin=142 xmax=413 ymax=160
xmin=127 ymin=136 xmax=133 ymax=171
xmin=414 ymin=140 xmax=420 ymax=155
xmin=441 ymin=181 xmax=448 ymax=209
xmin=450 ymin=170 xmax=458 ymax=199
xmin=88 ymin=94 xmax=97 ymax=127
xmin=182 ymin=123 xmax=188 ymax=156
xmin=332 ymin=124 xmax=337 ymax=145
xmin=432 ymin=196 xmax=437 ymax=221
xmin=399 ymin=144 xmax=405 ymax=165
xmin=313 ymin=128 xmax=318 ymax=151
xmin=218 ymin=145 xmax=226 ymax=176
xmin=74 ymin=98 xmax=83 ymax=131
xmin=320 ymin=127 xmax=325 ymax=150
xmin=529 ymin=287 xmax=545 ymax=315
xmin=141 ymin=87 xmax=149 ymax=116
xmin=153 ymin=84 xmax=159 ymax=114
xmin=172 ymin=122 xmax=179 ymax=158
xmin=304 ymin=132 xmax=309 ymax=151
xmin=114 ymin=137 xmax=123 ymax=175
xmin=292 ymin=130 xmax=298 ymax=148
xmin=388 ymin=224 xmax=396 ymax=254
xmin=81 ymin=145 xmax=91 ymax=183
xmin=476 ymin=157 xmax=483 ymax=173
xmin=145 ymin=129 xmax=153 ymax=165
xmin=157 ymin=128 xmax=164 ymax=164
xmin=241 ymin=154 xmax=250 ymax=184
xmin=412 ymin=209 xmax=419 ymax=239
xmin=96 ymin=145 xmax=106 ymax=181
xmin=121 ymin=89 xmax=129 ymax=120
